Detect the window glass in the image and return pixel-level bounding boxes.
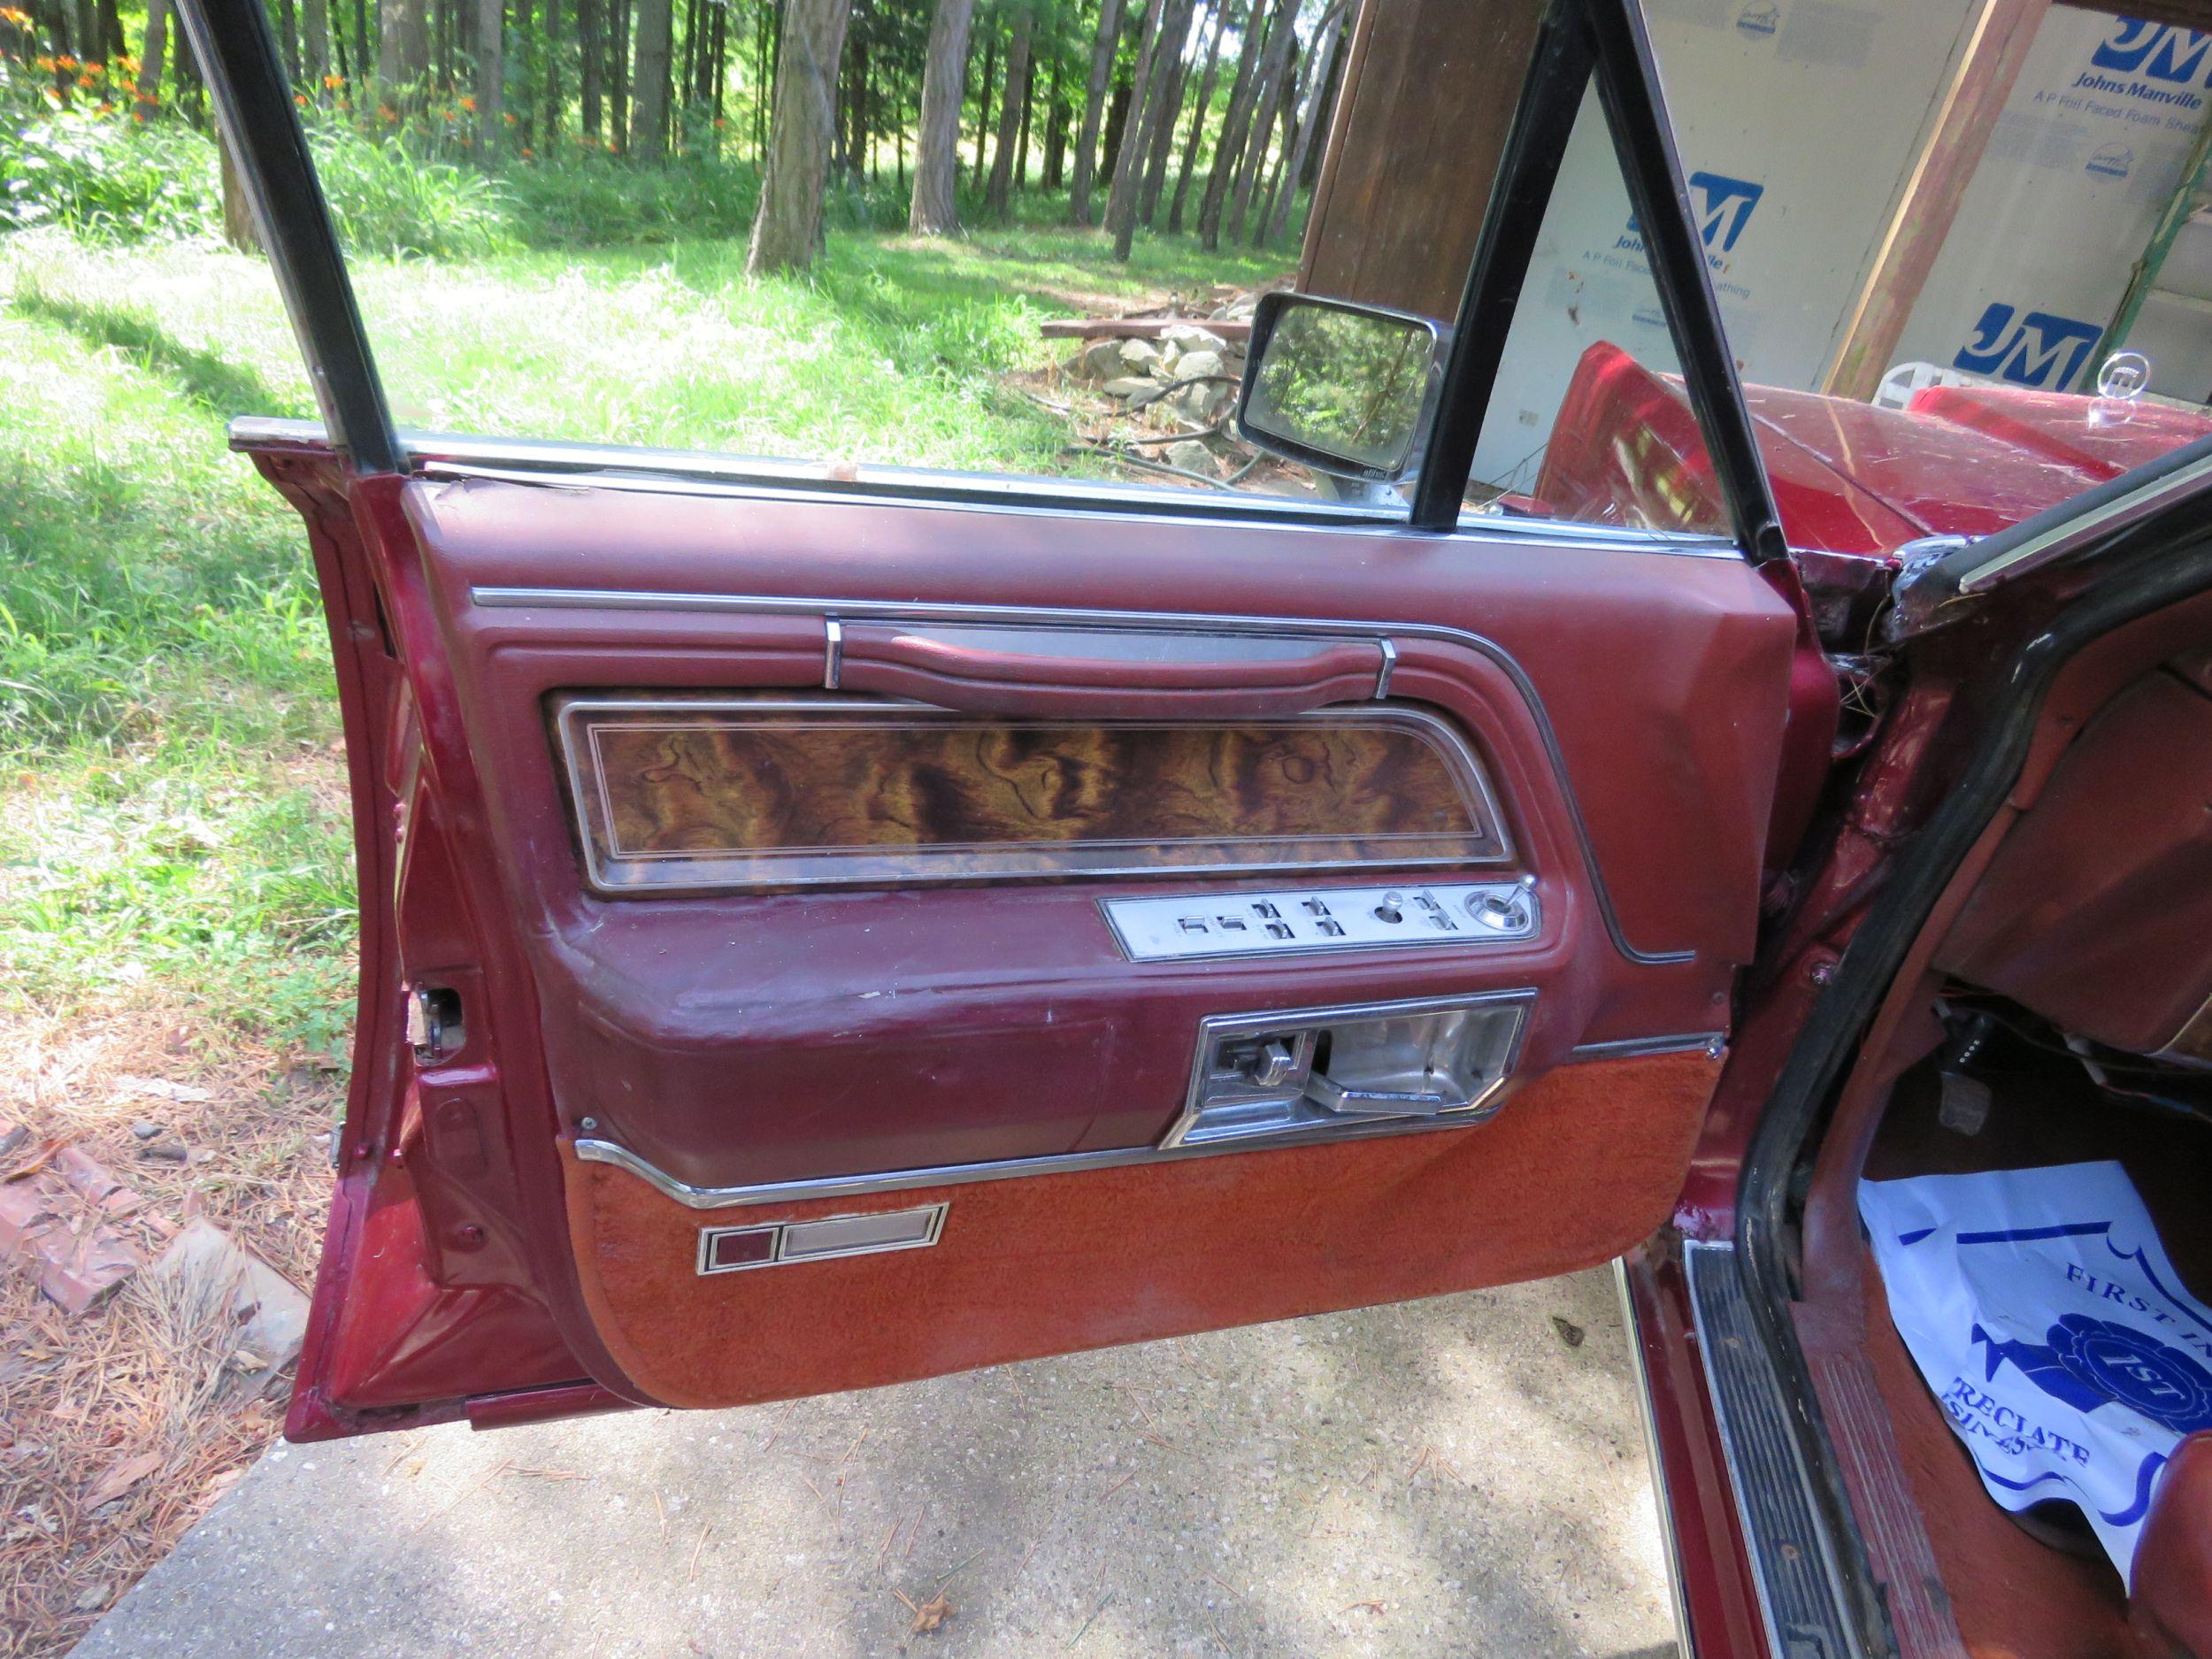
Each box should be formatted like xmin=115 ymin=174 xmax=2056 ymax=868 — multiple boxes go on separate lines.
xmin=305 ymin=0 xmax=1732 ymax=532
xmin=1471 ymin=81 xmax=1732 ymax=535
xmin=1637 ymin=0 xmax=2212 ymax=557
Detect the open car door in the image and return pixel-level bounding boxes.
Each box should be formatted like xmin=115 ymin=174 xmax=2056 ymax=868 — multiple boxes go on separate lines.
xmin=182 ymin=0 xmax=1825 ymax=1439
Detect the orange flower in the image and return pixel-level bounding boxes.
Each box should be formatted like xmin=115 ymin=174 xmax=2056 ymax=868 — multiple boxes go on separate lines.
xmin=378 ymin=102 xmax=397 ymax=120
xmin=294 ymin=93 xmax=306 ymax=106
xmin=85 ymin=58 xmax=102 ymax=72
xmin=95 ymin=99 xmax=112 ymax=113
xmin=459 ymin=94 xmax=474 ymax=111
xmin=55 ymin=51 xmax=76 ymax=68
xmin=323 ymin=73 xmax=342 ymax=89
xmin=520 ymin=144 xmax=533 ymax=157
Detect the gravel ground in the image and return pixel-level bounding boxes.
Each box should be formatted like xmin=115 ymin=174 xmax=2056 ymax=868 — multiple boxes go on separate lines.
xmin=74 ymin=1266 xmax=1678 ymax=1659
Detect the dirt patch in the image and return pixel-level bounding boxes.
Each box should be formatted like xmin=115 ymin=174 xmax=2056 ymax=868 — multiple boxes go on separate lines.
xmin=0 ymin=1003 xmax=338 ymax=1657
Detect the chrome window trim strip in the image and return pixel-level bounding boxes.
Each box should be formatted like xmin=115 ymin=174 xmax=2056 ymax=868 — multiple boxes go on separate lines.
xmin=1955 ymin=448 xmax=2212 ymax=595
xmin=480 ymin=589 xmax=1698 ymax=965
xmin=227 ymin=415 xmax=1745 ymax=557
xmin=552 ymin=695 xmax=1514 ymax=895
xmin=566 ymin=1030 xmax=1722 ymax=1210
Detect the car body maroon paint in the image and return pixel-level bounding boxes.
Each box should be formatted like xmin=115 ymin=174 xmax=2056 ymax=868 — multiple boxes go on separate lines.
xmin=1538 ymin=342 xmax=2212 ymax=556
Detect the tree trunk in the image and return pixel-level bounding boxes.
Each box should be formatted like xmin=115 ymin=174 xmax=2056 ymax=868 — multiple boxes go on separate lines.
xmin=1107 ymin=0 xmax=1185 ymax=257
xmin=908 ymin=0 xmax=973 ymax=234
xmin=579 ymin=0 xmax=602 ymax=137
xmin=539 ymin=0 xmax=559 ymax=145
xmin=970 ymin=25 xmax=993 ymax=181
xmin=475 ymin=0 xmax=502 ymax=160
xmin=1138 ymin=0 xmax=1204 ymax=225
xmin=277 ymin=0 xmax=301 ymax=83
xmin=630 ymin=0 xmax=673 ymax=158
xmin=1263 ymin=1 xmax=1340 ymax=245
xmin=377 ymin=0 xmax=431 ymax=110
xmin=1165 ymin=0 xmax=1223 ymax=234
xmin=1225 ymin=0 xmax=1293 ymax=243
xmin=303 ymin=0 xmax=329 ymax=82
xmin=1196 ymin=0 xmax=1284 ymax=249
xmin=1066 ymin=0 xmax=1123 ymax=225
xmin=1100 ymin=0 xmax=1159 ymax=239
xmin=1015 ymin=44 xmax=1033 ymax=179
xmin=983 ymin=4 xmax=1031 ymax=219
xmin=219 ymin=140 xmax=258 ymax=251
xmin=746 ymin=0 xmax=854 ymax=274
xmin=137 ymin=0 xmax=168 ymax=102
xmin=1041 ymin=52 xmax=1068 ymax=188
xmin=610 ymin=0 xmax=630 ymax=145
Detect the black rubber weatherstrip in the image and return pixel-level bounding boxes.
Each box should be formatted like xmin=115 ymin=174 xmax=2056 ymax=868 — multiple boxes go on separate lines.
xmin=1737 ymin=502 xmax=2212 ymax=1659
xmin=172 ymin=0 xmax=399 ymax=472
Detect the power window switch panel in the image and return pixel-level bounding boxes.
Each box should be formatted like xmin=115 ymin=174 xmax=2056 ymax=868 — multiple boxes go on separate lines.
xmin=1102 ymin=880 xmax=1538 ymax=962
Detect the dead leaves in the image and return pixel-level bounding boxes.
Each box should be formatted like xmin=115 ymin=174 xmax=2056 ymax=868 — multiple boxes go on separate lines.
xmin=895 ymin=1587 xmax=955 ymax=1635
xmin=82 ymin=1449 xmax=164 ymax=1511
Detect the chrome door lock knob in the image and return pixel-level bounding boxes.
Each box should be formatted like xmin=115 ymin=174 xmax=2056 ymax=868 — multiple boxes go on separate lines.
xmin=1247 ymin=1038 xmax=1299 ymax=1089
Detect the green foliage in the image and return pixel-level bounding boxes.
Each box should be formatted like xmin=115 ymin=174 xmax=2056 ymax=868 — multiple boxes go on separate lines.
xmin=0 ymin=261 xmax=351 ymax=1043
xmin=0 ymin=108 xmax=221 ymax=240
xmin=304 ymin=116 xmax=518 ymax=257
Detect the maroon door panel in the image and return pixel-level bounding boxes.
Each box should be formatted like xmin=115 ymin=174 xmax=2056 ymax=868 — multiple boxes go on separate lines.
xmin=250 ymin=445 xmax=1800 ymax=1434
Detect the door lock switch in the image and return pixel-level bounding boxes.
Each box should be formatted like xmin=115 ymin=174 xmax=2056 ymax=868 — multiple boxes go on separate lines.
xmin=1104 ymin=881 xmax=1540 ymax=961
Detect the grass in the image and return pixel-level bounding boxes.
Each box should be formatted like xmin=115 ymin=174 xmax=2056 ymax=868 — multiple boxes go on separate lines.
xmin=0 ymin=213 xmax=1289 ymax=1056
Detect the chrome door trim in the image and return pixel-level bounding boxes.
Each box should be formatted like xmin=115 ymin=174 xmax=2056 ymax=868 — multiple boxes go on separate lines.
xmin=1569 ymin=1031 xmax=1724 ymax=1062
xmin=227 ymin=416 xmax=1746 ymax=558
xmin=472 ymin=588 xmax=1701 ymax=965
xmin=1957 ymin=448 xmax=2212 ymax=595
xmin=567 ymin=1028 xmax=1720 ymax=1210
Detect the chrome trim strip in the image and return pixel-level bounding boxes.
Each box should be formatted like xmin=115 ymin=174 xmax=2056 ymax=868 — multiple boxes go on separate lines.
xmin=1567 ymin=1032 xmax=1724 ymax=1063
xmin=822 ymin=616 xmax=842 ymax=690
xmin=483 ymin=590 xmax=1695 ymax=965
xmin=1956 ymin=449 xmax=2212 ymax=595
xmin=551 ymin=695 xmax=1512 ymax=894
xmin=1615 ymin=1258 xmax=1693 ymax=1659
xmin=1686 ymin=1240 xmax=1863 ymax=1659
xmin=577 ymin=1102 xmax=1500 ymax=1210
xmin=221 ymin=414 xmax=1740 ymax=556
xmin=567 ymin=1023 xmax=1709 ymax=1208
xmin=1374 ymin=637 xmax=1398 ymax=701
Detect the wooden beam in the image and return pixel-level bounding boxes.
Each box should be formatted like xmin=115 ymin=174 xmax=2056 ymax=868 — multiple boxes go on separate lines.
xmin=1824 ymin=0 xmax=2051 ymax=399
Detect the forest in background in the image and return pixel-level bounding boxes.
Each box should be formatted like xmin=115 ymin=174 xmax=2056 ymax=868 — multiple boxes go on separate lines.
xmin=0 ymin=0 xmax=1349 ymax=269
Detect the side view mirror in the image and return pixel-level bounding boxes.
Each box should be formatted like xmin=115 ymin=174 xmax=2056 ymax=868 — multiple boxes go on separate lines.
xmin=1235 ymin=292 xmax=1450 ymax=485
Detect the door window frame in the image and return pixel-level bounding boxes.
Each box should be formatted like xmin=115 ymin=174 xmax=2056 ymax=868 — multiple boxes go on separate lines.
xmin=180 ymin=0 xmax=1784 ymax=562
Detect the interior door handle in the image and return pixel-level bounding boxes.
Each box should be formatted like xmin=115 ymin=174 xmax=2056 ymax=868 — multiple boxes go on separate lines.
xmin=835 ymin=620 xmax=1390 ymax=717
xmin=1303 ymin=1070 xmax=1485 ymax=1118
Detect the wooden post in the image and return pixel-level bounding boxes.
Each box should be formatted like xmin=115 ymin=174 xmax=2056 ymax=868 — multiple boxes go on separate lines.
xmin=1822 ymin=0 xmax=2050 ymax=399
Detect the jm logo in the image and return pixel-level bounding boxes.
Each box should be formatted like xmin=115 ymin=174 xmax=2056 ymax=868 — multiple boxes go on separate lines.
xmin=1688 ymin=171 xmax=1763 ymax=253
xmin=2092 ymin=19 xmax=2212 ymax=85
xmin=1953 ymin=303 xmax=2103 ymax=389
xmin=1632 ymin=172 xmax=1764 ymax=252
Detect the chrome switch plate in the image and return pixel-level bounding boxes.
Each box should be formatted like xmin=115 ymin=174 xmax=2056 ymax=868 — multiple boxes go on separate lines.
xmin=1100 ymin=880 xmax=1538 ymax=962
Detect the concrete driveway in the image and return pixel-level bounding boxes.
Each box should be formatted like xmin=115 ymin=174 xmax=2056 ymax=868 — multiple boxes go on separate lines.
xmin=76 ymin=1267 xmax=1677 ymax=1659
